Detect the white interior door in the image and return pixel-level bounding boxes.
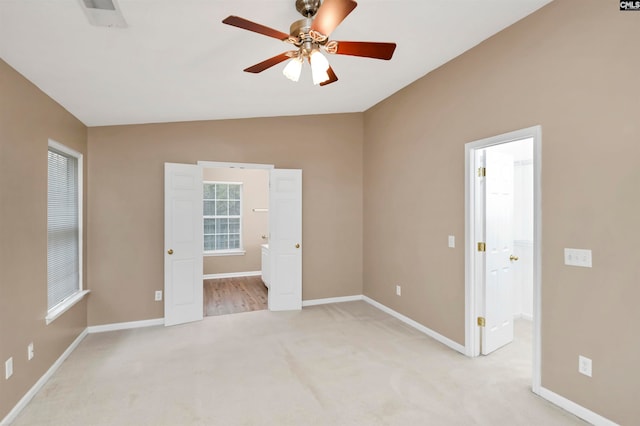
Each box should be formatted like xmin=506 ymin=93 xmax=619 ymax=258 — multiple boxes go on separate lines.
xmin=482 ymin=149 xmax=515 ymax=354
xmin=164 ymin=163 xmax=203 ymax=326
xmin=268 ymin=169 xmax=302 ymax=311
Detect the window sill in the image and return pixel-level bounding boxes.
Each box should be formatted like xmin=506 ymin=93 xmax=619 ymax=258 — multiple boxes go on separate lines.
xmin=46 ymin=290 xmax=90 ymax=325
xmin=204 ymin=250 xmax=246 ymax=257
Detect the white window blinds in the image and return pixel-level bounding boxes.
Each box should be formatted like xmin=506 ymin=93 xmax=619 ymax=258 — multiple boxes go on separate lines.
xmin=47 ymin=148 xmax=80 ymax=310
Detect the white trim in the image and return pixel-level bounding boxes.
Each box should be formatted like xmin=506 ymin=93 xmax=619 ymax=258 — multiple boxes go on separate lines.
xmin=198 ymin=161 xmax=275 ymax=170
xmin=464 ymin=125 xmax=542 ymax=394
xmin=87 ymin=318 xmax=164 ymax=333
xmin=203 ymin=180 xmax=244 ymax=185
xmin=302 ymin=295 xmax=363 ymax=306
xmin=536 ymin=387 xmax=619 ymax=426
xmin=45 ymin=290 xmax=90 ymax=325
xmin=0 ymin=329 xmax=88 ymax=426
xmin=203 ymin=271 xmax=262 ymax=280
xmin=363 ymin=296 xmax=466 ymax=355
xmin=203 ymin=250 xmax=246 ymax=257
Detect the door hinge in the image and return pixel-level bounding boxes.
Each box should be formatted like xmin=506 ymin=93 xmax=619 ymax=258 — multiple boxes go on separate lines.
xmin=477 ymin=242 xmax=486 ymax=252
xmin=477 ymin=167 xmax=486 ymax=177
xmin=477 ymin=316 xmax=486 ymax=327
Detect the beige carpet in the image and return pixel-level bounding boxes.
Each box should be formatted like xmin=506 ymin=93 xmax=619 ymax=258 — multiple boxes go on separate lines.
xmin=12 ymin=301 xmax=584 ymax=425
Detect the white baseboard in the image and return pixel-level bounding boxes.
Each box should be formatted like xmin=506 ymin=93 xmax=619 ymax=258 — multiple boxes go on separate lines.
xmin=203 ymin=271 xmax=261 ymax=280
xmin=87 ymin=318 xmax=164 ymax=333
xmin=304 ymin=295 xmax=465 ymax=355
xmin=302 ymin=295 xmax=364 ymax=307
xmin=537 ymin=386 xmax=618 ymax=426
xmin=0 ymin=329 xmax=88 ymax=426
xmin=363 ymin=296 xmax=467 ymax=355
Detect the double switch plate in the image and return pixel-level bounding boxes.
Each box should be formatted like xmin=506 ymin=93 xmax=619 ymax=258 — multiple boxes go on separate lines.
xmin=564 ymin=248 xmax=592 ymax=268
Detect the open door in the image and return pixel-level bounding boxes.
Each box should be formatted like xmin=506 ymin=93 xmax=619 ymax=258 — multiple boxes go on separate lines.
xmin=268 ymin=169 xmax=302 ymax=311
xmin=482 ymin=149 xmax=515 ymax=354
xmin=164 ymin=163 xmax=203 ymax=326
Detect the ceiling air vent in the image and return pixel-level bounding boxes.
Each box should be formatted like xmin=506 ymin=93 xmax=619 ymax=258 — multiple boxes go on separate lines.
xmin=79 ymin=0 xmax=127 ymax=28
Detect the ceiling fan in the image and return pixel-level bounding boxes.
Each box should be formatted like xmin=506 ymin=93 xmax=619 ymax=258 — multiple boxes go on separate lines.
xmin=222 ymin=0 xmax=397 ymax=86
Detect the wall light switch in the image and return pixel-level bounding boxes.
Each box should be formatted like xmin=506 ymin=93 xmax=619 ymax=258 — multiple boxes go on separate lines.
xmin=448 ymin=235 xmax=455 ymax=248
xmin=564 ymin=248 xmax=592 ymax=268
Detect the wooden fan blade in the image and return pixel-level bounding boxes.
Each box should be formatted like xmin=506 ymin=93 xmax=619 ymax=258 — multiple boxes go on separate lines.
xmin=311 ymin=0 xmax=357 ymax=37
xmin=222 ymin=16 xmax=290 ymax=41
xmin=244 ymin=52 xmax=292 ymax=73
xmin=319 ymin=66 xmax=339 ymax=86
xmin=333 ymin=41 xmax=396 ymax=60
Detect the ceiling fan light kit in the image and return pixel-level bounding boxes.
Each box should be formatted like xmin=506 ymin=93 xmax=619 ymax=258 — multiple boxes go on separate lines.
xmin=222 ymin=0 xmax=396 ymax=86
xmin=283 ymin=56 xmax=303 ymax=82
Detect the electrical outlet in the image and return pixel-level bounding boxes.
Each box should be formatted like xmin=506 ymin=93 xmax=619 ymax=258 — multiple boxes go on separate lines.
xmin=5 ymin=357 xmax=13 ymax=379
xmin=448 ymin=235 xmax=455 ymax=248
xmin=396 ymin=285 xmax=401 ymax=296
xmin=28 ymin=342 xmax=34 ymax=361
xmin=154 ymin=290 xmax=163 ymax=301
xmin=578 ymin=355 xmax=592 ymax=377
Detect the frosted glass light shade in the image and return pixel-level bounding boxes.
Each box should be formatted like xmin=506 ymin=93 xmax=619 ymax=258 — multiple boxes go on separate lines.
xmin=283 ymin=58 xmax=302 ymax=82
xmin=310 ymin=50 xmax=330 ymax=85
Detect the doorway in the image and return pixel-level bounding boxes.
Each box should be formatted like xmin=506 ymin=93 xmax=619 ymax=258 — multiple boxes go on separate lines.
xmin=164 ymin=161 xmax=303 ymax=327
xmin=201 ymin=166 xmax=270 ymax=317
xmin=464 ymin=126 xmax=542 ymax=393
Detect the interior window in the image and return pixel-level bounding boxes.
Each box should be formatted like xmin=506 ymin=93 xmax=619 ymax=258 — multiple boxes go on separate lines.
xmin=203 ymin=182 xmax=242 ymax=253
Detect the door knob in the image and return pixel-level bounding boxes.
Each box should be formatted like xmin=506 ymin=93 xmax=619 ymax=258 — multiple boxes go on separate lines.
xmin=295 ymin=244 xmax=300 ymax=249
xmin=509 ymin=255 xmax=519 ymax=261
xmin=167 ymin=249 xmax=174 ymax=255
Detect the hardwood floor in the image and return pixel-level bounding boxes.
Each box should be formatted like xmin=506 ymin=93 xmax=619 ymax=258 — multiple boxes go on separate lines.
xmin=203 ymin=275 xmax=268 ymax=317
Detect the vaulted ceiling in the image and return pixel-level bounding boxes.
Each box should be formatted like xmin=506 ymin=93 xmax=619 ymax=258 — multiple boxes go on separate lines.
xmin=0 ymin=0 xmax=552 ymax=126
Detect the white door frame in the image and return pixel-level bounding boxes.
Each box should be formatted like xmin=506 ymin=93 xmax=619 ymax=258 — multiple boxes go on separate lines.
xmin=464 ymin=125 xmax=542 ymax=394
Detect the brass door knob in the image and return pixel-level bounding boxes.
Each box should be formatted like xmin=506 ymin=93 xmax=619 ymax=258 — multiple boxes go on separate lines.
xmin=167 ymin=249 xmax=174 ymax=255
xmin=509 ymin=255 xmax=519 ymax=261
xmin=295 ymin=244 xmax=300 ymax=249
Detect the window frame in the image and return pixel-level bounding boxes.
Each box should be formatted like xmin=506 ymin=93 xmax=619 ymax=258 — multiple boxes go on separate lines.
xmin=203 ymin=181 xmax=245 ymax=256
xmin=45 ymin=139 xmax=89 ymax=325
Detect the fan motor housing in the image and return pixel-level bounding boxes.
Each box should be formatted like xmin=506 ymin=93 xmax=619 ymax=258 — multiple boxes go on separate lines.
xmin=290 ymin=18 xmax=312 ymax=38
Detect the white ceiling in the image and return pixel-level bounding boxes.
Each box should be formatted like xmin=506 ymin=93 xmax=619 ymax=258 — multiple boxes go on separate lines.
xmin=0 ymin=0 xmax=552 ymax=127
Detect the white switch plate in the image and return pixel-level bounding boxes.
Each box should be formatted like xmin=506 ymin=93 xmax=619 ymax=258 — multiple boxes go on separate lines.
xmin=28 ymin=342 xmax=34 ymax=361
xmin=564 ymin=248 xmax=592 ymax=268
xmin=579 ymin=355 xmax=592 ymax=377
xmin=448 ymin=235 xmax=455 ymax=248
xmin=5 ymin=357 xmax=13 ymax=379
xmin=154 ymin=290 xmax=163 ymax=301
xmin=396 ymin=285 xmax=401 ymax=296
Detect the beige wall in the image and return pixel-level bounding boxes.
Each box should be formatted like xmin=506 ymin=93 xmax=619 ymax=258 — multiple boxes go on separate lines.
xmin=202 ymin=167 xmax=269 ymax=275
xmin=0 ymin=59 xmax=88 ymax=420
xmin=87 ymin=114 xmax=363 ymax=326
xmin=363 ymin=0 xmax=640 ymax=423
xmin=4 ymin=0 xmax=638 ymax=423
